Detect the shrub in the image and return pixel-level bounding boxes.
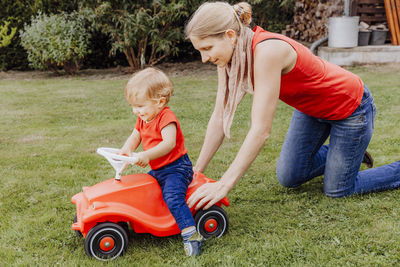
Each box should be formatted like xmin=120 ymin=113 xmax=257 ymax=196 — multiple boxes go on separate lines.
xmin=0 ymin=21 xmax=17 ymax=48
xmin=0 ymin=0 xmax=95 ymax=71
xmin=83 ymin=0 xmax=188 ymax=70
xmin=19 ymin=12 xmax=90 ymax=74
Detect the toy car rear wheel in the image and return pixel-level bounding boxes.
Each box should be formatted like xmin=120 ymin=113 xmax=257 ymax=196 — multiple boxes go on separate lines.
xmin=194 ymin=206 xmax=228 ymax=239
xmin=84 ymin=222 xmax=128 ymax=261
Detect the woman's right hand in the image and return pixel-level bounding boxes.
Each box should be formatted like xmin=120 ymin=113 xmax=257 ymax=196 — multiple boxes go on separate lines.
xmin=187 ymin=180 xmax=230 ymax=210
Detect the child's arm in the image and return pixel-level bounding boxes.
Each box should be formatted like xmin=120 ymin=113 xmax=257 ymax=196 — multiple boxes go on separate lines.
xmin=136 ymin=123 xmax=177 ymax=168
xmin=120 ymin=128 xmax=141 ymax=156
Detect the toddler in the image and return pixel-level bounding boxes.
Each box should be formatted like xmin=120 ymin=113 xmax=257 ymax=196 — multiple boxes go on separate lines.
xmin=119 ymin=67 xmax=204 ymax=256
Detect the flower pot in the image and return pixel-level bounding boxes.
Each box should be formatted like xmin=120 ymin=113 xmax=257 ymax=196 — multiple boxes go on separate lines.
xmin=358 ymin=30 xmax=371 ymax=46
xmin=328 ymin=16 xmax=360 ymax=48
xmin=369 ymin=29 xmax=388 ymax=45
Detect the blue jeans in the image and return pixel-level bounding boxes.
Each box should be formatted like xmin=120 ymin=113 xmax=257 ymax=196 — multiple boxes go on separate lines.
xmin=148 ymin=154 xmax=195 ymax=230
xmin=277 ymin=85 xmax=400 ymax=197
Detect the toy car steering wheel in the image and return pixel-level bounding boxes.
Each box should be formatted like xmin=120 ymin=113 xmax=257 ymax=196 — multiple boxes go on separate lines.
xmin=97 ymin=147 xmax=138 ymax=181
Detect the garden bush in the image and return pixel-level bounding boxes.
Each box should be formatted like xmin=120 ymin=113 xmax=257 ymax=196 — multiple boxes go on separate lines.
xmin=19 ymin=12 xmax=90 ymax=74
xmin=0 ymin=0 xmax=91 ymax=71
xmin=0 ymin=21 xmax=17 ymax=48
xmin=82 ymin=0 xmax=188 ymax=70
xmin=0 ymin=21 xmax=18 ymax=70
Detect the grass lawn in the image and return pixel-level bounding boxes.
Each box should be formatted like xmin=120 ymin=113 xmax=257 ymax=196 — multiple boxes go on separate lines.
xmin=1 ymin=64 xmax=400 ymax=266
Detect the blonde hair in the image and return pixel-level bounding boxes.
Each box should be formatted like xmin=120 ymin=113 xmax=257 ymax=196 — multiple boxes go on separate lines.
xmin=185 ymin=1 xmax=252 ymax=39
xmin=124 ymin=67 xmax=173 ymax=105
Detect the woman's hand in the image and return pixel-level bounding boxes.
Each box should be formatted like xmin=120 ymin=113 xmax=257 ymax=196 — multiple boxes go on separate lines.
xmin=187 ymin=180 xmax=230 ymax=210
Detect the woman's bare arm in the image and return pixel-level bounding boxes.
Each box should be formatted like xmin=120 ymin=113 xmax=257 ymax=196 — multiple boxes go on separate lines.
xmin=188 ymin=39 xmax=297 ymax=210
xmin=194 ymin=67 xmax=228 ymax=172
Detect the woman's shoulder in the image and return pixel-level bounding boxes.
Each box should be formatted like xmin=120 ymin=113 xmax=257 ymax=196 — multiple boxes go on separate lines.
xmin=252 ymin=26 xmax=294 ymax=49
xmin=254 ymin=38 xmax=293 ymax=54
xmin=253 ymin=39 xmax=297 ymax=73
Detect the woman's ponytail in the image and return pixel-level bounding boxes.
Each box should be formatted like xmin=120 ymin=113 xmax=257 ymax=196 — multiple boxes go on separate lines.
xmin=233 ymin=2 xmax=252 ymax=27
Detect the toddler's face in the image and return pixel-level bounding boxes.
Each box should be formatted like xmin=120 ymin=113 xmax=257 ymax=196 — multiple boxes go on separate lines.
xmin=131 ymin=96 xmax=163 ymax=123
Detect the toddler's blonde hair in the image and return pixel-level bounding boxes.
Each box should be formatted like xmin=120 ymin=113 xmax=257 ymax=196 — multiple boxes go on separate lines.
xmin=124 ymin=67 xmax=174 ymax=105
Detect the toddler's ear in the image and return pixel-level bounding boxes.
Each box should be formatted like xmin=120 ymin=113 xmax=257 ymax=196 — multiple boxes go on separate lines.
xmin=158 ymin=97 xmax=167 ymax=107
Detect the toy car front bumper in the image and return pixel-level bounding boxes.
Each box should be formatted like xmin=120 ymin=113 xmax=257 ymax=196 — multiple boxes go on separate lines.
xmin=71 ymin=191 xmax=88 ymax=234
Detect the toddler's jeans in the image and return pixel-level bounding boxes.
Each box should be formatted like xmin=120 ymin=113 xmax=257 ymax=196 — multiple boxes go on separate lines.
xmin=149 ymin=154 xmax=195 ymax=230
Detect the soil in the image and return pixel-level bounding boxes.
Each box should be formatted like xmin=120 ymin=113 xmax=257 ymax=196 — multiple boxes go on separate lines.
xmin=0 ymin=61 xmax=217 ymax=80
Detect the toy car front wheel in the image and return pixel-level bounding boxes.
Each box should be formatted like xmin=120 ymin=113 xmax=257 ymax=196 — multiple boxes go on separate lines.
xmin=84 ymin=222 xmax=128 ymax=261
xmin=195 ymin=206 xmax=228 ymax=239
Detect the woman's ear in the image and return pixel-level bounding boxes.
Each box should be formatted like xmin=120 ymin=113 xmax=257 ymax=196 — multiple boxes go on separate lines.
xmin=225 ymin=29 xmax=237 ymax=45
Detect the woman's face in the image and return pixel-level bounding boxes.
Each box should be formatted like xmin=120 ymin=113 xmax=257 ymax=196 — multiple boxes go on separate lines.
xmin=190 ymin=31 xmax=236 ymax=67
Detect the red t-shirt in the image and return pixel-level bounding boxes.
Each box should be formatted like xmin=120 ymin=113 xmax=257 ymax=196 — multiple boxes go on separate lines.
xmin=135 ymin=106 xmax=187 ymax=170
xmin=252 ymin=26 xmax=364 ymax=120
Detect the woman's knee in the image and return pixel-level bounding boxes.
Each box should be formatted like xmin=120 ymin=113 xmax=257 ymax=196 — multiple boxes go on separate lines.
xmin=276 ymin=162 xmax=302 ymax=188
xmin=323 ymin=185 xmax=351 ymax=198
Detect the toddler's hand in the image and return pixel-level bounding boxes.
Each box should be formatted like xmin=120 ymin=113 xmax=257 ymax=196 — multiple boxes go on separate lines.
xmin=115 ymin=149 xmax=131 ymax=171
xmin=136 ymin=152 xmax=150 ymax=168
xmin=116 ymin=149 xmax=131 ymax=157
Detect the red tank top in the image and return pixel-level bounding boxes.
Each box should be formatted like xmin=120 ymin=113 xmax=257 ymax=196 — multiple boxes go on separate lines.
xmin=252 ymin=26 xmax=363 ymax=120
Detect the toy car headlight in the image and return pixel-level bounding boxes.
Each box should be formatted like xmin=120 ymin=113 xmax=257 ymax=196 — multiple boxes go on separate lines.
xmin=91 ymin=202 xmax=107 ymax=210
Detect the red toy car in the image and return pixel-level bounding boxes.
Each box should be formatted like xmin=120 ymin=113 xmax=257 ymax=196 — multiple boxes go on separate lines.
xmin=72 ymin=148 xmax=229 ymax=261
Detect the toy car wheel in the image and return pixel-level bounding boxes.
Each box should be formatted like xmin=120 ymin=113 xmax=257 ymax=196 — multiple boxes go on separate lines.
xmin=118 ymin=221 xmax=130 ymax=240
xmin=195 ymin=206 xmax=228 ymax=239
xmin=73 ymin=214 xmax=83 ymax=237
xmin=84 ymin=222 xmax=128 ymax=261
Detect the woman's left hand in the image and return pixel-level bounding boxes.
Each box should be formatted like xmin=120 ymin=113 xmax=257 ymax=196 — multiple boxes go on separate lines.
xmin=187 ymin=180 xmax=230 ymax=210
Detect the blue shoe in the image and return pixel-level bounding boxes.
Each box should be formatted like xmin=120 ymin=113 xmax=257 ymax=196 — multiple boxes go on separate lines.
xmin=183 ymin=232 xmax=204 ymax=256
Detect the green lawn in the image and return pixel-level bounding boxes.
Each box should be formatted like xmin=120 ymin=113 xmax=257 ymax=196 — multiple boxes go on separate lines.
xmin=1 ymin=64 xmax=400 ymax=266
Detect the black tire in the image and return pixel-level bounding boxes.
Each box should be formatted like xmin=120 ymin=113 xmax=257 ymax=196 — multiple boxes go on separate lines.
xmin=73 ymin=214 xmax=83 ymax=238
xmin=118 ymin=221 xmax=130 ymax=240
xmin=194 ymin=206 xmax=228 ymax=239
xmin=84 ymin=222 xmax=129 ymax=261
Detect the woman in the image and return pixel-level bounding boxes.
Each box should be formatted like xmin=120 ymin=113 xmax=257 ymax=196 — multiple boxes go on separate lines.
xmin=185 ymin=1 xmax=400 ymax=210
